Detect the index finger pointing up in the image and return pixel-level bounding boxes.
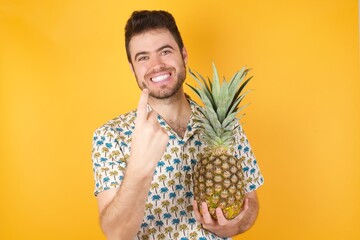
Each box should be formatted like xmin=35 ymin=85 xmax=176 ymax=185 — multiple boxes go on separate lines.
xmin=136 ymin=88 xmax=149 ymax=122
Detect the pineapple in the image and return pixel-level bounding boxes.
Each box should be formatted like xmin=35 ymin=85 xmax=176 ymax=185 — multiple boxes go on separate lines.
xmin=187 ymin=63 xmax=252 ymax=220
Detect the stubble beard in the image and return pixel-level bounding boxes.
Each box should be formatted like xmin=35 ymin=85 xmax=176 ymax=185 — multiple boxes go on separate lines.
xmin=137 ymin=62 xmax=187 ymax=100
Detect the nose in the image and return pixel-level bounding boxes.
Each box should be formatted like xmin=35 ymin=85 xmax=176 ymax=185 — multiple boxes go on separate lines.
xmin=149 ymin=55 xmax=166 ymax=71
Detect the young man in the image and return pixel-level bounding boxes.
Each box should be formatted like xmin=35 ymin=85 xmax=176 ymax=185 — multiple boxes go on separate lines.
xmin=92 ymin=10 xmax=264 ymax=239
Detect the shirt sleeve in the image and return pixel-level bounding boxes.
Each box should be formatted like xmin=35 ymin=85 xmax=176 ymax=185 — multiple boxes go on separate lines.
xmin=91 ymin=125 xmax=126 ymax=196
xmin=233 ymin=124 xmax=264 ymax=193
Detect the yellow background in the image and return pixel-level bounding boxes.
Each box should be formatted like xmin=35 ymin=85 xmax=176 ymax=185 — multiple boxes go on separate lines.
xmin=1 ymin=0 xmax=359 ymax=239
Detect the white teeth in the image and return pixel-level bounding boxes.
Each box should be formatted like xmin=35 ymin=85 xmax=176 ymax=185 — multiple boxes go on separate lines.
xmin=151 ymin=74 xmax=170 ymax=82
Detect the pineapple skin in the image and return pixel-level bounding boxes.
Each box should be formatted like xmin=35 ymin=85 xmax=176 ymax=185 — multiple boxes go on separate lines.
xmin=193 ymin=146 xmax=245 ymax=220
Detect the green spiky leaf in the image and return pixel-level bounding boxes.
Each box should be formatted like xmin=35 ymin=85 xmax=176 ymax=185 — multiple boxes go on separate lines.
xmin=187 ymin=63 xmax=253 ymax=147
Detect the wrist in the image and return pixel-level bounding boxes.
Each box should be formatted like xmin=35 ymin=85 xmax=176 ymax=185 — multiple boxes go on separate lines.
xmin=125 ymin=161 xmax=155 ymax=182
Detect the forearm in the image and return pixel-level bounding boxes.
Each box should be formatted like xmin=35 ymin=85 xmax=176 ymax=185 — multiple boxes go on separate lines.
xmin=233 ymin=194 xmax=259 ymax=235
xmin=100 ymin=169 xmax=153 ymax=239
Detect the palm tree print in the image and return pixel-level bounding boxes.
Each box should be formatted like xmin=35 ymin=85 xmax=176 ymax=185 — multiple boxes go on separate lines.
xmin=109 ymin=170 xmax=118 ymax=180
xmin=175 ymin=184 xmax=184 ymax=193
xmin=183 ymin=165 xmax=191 ymax=172
xmin=155 ymin=220 xmax=164 ymax=231
xmin=146 ymin=214 xmax=155 ymax=223
xmin=110 ymin=181 xmax=118 ymax=188
xmin=151 ymin=182 xmax=159 ymax=194
xmin=174 ymin=172 xmax=182 ymax=181
xmin=93 ymin=152 xmax=100 ymax=161
xmin=194 ymin=140 xmax=202 ymax=150
xmin=186 ymin=205 xmax=193 ymax=213
xmin=177 ymin=198 xmax=185 ymax=208
xmin=91 ymin=100 xmax=264 ymax=239
xmin=188 ymin=218 xmax=196 ymax=230
xmin=185 ymin=191 xmax=193 ymax=200
xmin=140 ymin=222 xmax=148 ymax=229
xmin=179 ymin=224 xmax=189 ymax=235
xmin=101 ymin=167 xmax=109 ymax=175
xmin=169 ymin=134 xmax=176 ymax=144
xmin=106 ymin=132 xmax=114 ymax=141
xmin=161 ymin=200 xmax=170 ymax=211
xmin=108 ymin=161 xmax=116 ymax=169
xmin=110 ymin=150 xmax=121 ymax=160
xmin=103 ymin=177 xmax=110 ymax=187
xmin=167 ymin=179 xmax=175 ymax=191
xmin=165 ymin=226 xmax=173 ymax=238
xmin=160 ymin=187 xmax=169 ymax=198
xmin=166 ymin=166 xmax=174 ymax=177
xmin=152 ymin=194 xmax=161 ymax=206
xmin=158 ymin=174 xmax=167 ymax=185
xmin=145 ymin=203 xmax=153 ymax=214
xmin=173 ymin=158 xmax=181 ymax=170
xmin=243 ymin=166 xmax=250 ymax=177
xmin=157 ymin=161 xmax=165 ymax=172
xmin=102 ymin=146 xmax=109 ymax=157
xmin=141 ymin=235 xmax=149 ymax=240
xmin=157 ymin=233 xmax=166 ymax=240
xmin=147 ymin=228 xmax=156 ymax=239
xmin=96 ymin=139 xmax=103 ymax=151
xmin=182 ymin=153 xmax=189 ymax=162
xmin=100 ymin=157 xmax=108 ymax=166
xmin=171 ymin=206 xmax=179 ymax=218
xmin=172 ymin=218 xmax=180 ymax=230
xmin=154 ymin=208 xmax=162 ymax=218
xmin=188 ymin=147 xmax=196 ymax=158
xmin=190 ymin=231 xmax=198 ymax=239
xmin=163 ymin=213 xmax=172 ymax=224
xmin=171 ymin=146 xmax=179 ymax=157
xmin=169 ymin=192 xmax=176 ymax=203
xmin=163 ymin=153 xmax=172 ymax=164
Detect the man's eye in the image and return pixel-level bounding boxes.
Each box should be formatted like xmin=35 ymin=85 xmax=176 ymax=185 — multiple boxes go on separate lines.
xmin=138 ymin=56 xmax=148 ymax=61
xmin=161 ymin=50 xmax=171 ymax=55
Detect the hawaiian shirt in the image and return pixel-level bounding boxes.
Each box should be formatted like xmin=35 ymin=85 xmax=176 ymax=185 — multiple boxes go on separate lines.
xmin=92 ymin=99 xmax=264 ymax=240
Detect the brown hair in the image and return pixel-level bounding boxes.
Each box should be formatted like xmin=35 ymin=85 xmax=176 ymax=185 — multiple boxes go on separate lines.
xmin=125 ymin=10 xmax=184 ymax=62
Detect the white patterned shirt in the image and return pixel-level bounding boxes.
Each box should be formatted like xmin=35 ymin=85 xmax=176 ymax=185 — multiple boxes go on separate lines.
xmin=92 ymin=99 xmax=264 ymax=240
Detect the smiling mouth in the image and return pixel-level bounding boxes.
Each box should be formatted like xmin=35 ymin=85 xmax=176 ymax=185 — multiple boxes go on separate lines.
xmin=151 ymin=73 xmax=171 ymax=83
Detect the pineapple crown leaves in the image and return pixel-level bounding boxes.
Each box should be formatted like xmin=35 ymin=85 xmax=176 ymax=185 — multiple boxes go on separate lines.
xmin=186 ymin=63 xmax=252 ymax=146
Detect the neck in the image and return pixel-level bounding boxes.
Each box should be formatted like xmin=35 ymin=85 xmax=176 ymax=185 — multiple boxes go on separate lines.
xmin=148 ymin=89 xmax=191 ymax=138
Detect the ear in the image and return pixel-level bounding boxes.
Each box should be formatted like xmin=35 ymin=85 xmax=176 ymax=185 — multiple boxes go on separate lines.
xmin=129 ymin=62 xmax=135 ymax=74
xmin=182 ymin=47 xmax=188 ymax=65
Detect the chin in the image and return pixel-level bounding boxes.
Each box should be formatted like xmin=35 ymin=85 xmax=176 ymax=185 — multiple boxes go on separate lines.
xmin=149 ymin=87 xmax=182 ymax=100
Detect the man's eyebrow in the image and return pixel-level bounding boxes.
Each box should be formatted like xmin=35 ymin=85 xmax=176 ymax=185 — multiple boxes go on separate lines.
xmin=133 ymin=45 xmax=175 ymax=61
xmin=134 ymin=51 xmax=149 ymax=61
xmin=156 ymin=44 xmax=175 ymax=52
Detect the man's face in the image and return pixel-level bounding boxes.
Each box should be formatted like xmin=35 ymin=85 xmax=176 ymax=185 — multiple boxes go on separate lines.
xmin=128 ymin=29 xmax=188 ymax=100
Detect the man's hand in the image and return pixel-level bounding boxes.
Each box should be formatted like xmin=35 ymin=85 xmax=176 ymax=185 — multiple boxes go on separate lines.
xmin=193 ymin=191 xmax=259 ymax=237
xmin=128 ymin=89 xmax=169 ymax=174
